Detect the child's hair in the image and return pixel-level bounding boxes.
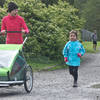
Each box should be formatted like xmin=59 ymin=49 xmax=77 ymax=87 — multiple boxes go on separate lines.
xmin=69 ymin=30 xmax=77 ymax=37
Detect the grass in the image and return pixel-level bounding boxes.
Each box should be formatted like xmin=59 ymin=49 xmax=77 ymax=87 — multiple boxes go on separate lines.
xmin=26 ymin=41 xmax=100 ymax=71
xmin=91 ymin=84 xmax=100 ymax=88
xmin=83 ymin=41 xmax=100 ymax=53
xmin=26 ymin=56 xmax=67 ymax=72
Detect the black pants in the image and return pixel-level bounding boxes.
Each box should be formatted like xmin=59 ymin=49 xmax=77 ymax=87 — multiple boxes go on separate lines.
xmin=93 ymin=41 xmax=97 ymax=44
xmin=69 ymin=66 xmax=78 ymax=82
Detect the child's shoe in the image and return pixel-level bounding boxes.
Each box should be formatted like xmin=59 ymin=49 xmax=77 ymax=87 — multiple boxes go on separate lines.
xmin=73 ymin=81 xmax=78 ymax=87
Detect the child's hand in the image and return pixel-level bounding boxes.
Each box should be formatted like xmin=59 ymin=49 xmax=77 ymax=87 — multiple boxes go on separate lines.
xmin=64 ymin=57 xmax=68 ymax=62
xmin=77 ymin=53 xmax=81 ymax=57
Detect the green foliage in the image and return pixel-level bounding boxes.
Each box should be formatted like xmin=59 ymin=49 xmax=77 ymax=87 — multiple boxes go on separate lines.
xmin=63 ymin=0 xmax=74 ymax=5
xmin=0 ymin=0 xmax=84 ymax=59
xmin=0 ymin=0 xmax=6 ymax=7
xmin=81 ymin=0 xmax=100 ymax=31
xmin=74 ymin=0 xmax=100 ymax=39
xmin=0 ymin=6 xmax=7 ymax=43
xmin=83 ymin=41 xmax=100 ymax=53
xmin=41 ymin=0 xmax=58 ymax=7
xmin=74 ymin=0 xmax=87 ymax=9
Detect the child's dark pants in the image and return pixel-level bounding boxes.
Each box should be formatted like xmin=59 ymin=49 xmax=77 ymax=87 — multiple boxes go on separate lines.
xmin=69 ymin=66 xmax=78 ymax=82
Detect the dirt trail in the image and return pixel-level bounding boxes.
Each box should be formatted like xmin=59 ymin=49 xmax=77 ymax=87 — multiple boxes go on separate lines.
xmin=30 ymin=53 xmax=100 ymax=100
xmin=0 ymin=53 xmax=100 ymax=100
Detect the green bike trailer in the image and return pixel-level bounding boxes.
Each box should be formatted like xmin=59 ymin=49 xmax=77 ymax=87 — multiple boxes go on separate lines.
xmin=0 ymin=44 xmax=33 ymax=93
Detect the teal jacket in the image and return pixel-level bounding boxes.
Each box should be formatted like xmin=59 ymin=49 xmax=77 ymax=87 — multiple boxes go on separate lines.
xmin=63 ymin=40 xmax=85 ymax=66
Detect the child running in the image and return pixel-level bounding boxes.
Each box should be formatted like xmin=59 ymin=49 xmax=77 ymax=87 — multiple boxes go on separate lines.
xmin=63 ymin=30 xmax=85 ymax=87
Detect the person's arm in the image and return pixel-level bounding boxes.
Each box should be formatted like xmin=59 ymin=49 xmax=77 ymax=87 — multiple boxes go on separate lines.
xmin=1 ymin=18 xmax=6 ymax=35
xmin=63 ymin=43 xmax=69 ymax=62
xmin=79 ymin=44 xmax=85 ymax=56
xmin=91 ymin=34 xmax=94 ymax=41
xmin=96 ymin=34 xmax=97 ymax=41
xmin=21 ymin=18 xmax=29 ymax=34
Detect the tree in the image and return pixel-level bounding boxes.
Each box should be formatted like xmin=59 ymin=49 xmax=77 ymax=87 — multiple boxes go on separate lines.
xmin=74 ymin=0 xmax=87 ymax=9
xmin=41 ymin=0 xmax=58 ymax=7
xmin=0 ymin=0 xmax=6 ymax=7
xmin=81 ymin=0 xmax=100 ymax=38
xmin=63 ymin=0 xmax=74 ymax=5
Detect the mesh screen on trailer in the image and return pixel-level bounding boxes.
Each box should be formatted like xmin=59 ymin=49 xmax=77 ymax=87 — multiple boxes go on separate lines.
xmin=0 ymin=50 xmax=18 ymax=68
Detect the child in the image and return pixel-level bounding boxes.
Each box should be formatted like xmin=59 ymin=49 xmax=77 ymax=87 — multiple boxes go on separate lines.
xmin=63 ymin=30 xmax=85 ymax=87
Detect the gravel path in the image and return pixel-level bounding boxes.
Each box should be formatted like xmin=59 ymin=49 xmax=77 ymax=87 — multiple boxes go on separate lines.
xmin=0 ymin=53 xmax=100 ymax=100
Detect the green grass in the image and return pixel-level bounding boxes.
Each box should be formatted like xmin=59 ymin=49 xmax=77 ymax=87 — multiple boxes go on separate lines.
xmin=91 ymin=84 xmax=100 ymax=88
xmin=26 ymin=56 xmax=67 ymax=71
xmin=26 ymin=41 xmax=100 ymax=71
xmin=83 ymin=41 xmax=100 ymax=53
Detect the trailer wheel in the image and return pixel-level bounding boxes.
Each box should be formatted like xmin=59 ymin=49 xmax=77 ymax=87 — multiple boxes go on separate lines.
xmin=24 ymin=65 xmax=33 ymax=93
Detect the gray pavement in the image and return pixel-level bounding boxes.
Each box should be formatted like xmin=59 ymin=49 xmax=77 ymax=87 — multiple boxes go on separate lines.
xmin=0 ymin=53 xmax=100 ymax=100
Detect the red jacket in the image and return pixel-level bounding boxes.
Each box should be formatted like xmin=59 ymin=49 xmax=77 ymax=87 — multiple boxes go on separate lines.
xmin=1 ymin=14 xmax=29 ymax=44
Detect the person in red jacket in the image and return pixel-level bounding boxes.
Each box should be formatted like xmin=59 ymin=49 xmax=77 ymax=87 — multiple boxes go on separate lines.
xmin=1 ymin=2 xmax=29 ymax=44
